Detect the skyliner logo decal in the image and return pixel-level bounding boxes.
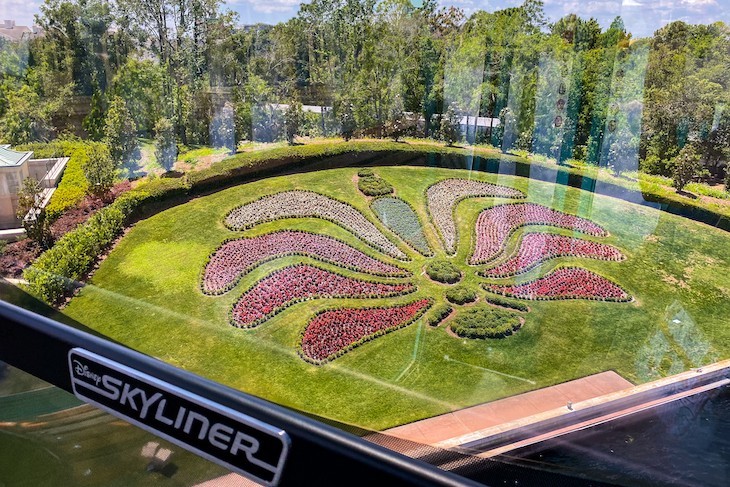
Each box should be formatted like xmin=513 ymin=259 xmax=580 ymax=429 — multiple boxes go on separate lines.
xmin=68 ymin=348 xmax=289 ymax=486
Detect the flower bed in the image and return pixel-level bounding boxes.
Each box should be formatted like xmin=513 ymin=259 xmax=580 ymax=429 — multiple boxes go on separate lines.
xmin=202 ymin=230 xmax=407 ymax=294
xmin=426 ymin=179 xmax=525 ymax=254
xmin=225 ymin=190 xmax=406 ymax=259
xmin=450 ymin=305 xmax=523 ymax=339
xmin=371 ymin=197 xmax=432 ymax=256
xmin=471 ymin=203 xmax=607 ymax=264
xmin=230 ymin=264 xmax=415 ymax=328
xmin=299 ymin=299 xmax=432 ymax=364
xmin=483 ymin=233 xmax=624 ymax=277
xmin=484 ymin=267 xmax=631 ymax=302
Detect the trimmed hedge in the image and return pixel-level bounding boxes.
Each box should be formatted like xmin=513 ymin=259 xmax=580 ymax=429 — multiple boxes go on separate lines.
xmin=425 ymin=260 xmax=461 ymax=284
xmin=358 ymin=175 xmax=394 ymax=196
xmin=483 ymin=293 xmax=530 ymax=312
xmin=426 ymin=304 xmax=453 ymax=327
xmin=357 ymin=168 xmax=374 ymax=177
xmin=445 ymin=286 xmax=477 ymax=305
xmin=450 ymin=305 xmax=522 ymax=339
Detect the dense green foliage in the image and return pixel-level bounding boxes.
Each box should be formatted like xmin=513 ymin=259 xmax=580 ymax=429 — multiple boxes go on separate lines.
xmin=357 ymin=175 xmax=394 ymax=196
xmin=426 ymin=303 xmax=453 ymax=327
xmin=0 ymin=0 xmax=726 ymax=182
xmin=426 ymin=260 xmax=461 ymax=283
xmin=483 ymin=294 xmax=530 ymax=312
xmin=450 ymin=305 xmax=523 ymax=339
xmin=445 ymin=286 xmax=477 ymax=305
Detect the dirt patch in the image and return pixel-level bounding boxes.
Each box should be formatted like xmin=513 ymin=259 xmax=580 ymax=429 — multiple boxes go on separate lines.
xmin=660 ymin=272 xmax=689 ymax=289
xmin=175 ymin=152 xmax=229 ymax=172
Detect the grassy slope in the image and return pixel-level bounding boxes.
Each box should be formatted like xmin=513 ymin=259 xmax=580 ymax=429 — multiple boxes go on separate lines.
xmin=60 ymin=165 xmax=730 ymax=431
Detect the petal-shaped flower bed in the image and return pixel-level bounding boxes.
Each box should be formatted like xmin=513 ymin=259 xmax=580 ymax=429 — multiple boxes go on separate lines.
xmin=202 ymin=230 xmax=407 ymax=294
xmin=484 ymin=267 xmax=631 ymax=302
xmin=426 ymin=179 xmax=525 ymax=254
xmin=230 ymin=264 xmax=415 ymax=328
xmin=371 ymin=197 xmax=432 ymax=256
xmin=225 ymin=190 xmax=407 ymax=259
xmin=483 ymin=233 xmax=625 ymax=278
xmin=299 ymin=299 xmax=432 ymax=364
xmin=471 ymin=203 xmax=607 ymax=264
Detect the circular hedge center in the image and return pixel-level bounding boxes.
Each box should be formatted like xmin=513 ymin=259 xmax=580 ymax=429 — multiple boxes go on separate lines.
xmin=451 ymin=305 xmax=522 ymax=339
xmin=445 ymin=286 xmax=477 ymax=305
xmin=425 ymin=260 xmax=462 ymax=284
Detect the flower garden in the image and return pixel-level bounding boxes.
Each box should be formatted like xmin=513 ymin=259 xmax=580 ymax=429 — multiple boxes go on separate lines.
xmin=62 ymin=164 xmax=730 ymax=430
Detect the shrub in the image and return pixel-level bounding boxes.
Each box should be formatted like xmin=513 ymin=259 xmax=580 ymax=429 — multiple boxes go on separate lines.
xmin=483 ymin=294 xmax=529 ymax=312
xmin=445 ymin=286 xmax=477 ymax=305
xmin=358 ymin=175 xmax=393 ymax=196
xmin=426 ymin=304 xmax=453 ymax=327
xmin=450 ymin=305 xmax=522 ymax=339
xmin=671 ymin=145 xmax=706 ymax=191
xmin=357 ymin=168 xmax=374 ymax=177
xmin=426 ymin=260 xmax=461 ymax=283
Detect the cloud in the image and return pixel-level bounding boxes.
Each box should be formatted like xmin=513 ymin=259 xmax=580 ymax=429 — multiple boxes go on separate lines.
xmin=0 ymin=0 xmax=42 ymax=27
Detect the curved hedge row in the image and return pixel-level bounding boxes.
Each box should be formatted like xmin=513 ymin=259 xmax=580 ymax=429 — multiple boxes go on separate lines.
xmin=445 ymin=286 xmax=477 ymax=305
xmin=426 ymin=303 xmax=453 ymax=327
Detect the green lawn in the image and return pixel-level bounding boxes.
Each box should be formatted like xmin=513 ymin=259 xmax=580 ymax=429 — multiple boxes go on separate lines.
xmin=61 ymin=166 xmax=730 ymax=431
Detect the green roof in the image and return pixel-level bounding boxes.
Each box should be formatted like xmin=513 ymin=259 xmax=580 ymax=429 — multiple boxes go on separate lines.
xmin=0 ymin=146 xmax=32 ymax=167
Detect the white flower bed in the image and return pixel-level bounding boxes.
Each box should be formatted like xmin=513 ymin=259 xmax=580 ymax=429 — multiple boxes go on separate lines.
xmin=225 ymin=190 xmax=406 ymax=259
xmin=426 ymin=179 xmax=524 ymax=254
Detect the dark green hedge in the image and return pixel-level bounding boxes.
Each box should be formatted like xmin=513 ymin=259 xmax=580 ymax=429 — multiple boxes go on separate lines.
xmin=426 ymin=304 xmax=453 ymax=327
xmin=445 ymin=286 xmax=477 ymax=305
xmin=483 ymin=293 xmax=530 ymax=312
xmin=450 ymin=305 xmax=522 ymax=339
xmin=358 ymin=175 xmax=393 ymax=196
xmin=425 ymin=260 xmax=461 ymax=284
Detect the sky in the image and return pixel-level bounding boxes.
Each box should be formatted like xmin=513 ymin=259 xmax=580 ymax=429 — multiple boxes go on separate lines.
xmin=1 ymin=0 xmax=728 ymax=38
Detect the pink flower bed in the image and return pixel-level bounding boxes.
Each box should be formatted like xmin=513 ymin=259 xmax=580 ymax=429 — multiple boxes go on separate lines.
xmin=484 ymin=233 xmax=624 ymax=277
xmin=203 ymin=231 xmax=406 ymax=294
xmin=225 ymin=190 xmax=406 ymax=259
xmin=471 ymin=203 xmax=607 ymax=264
xmin=426 ymin=178 xmax=525 ymax=254
xmin=300 ymin=299 xmax=432 ymax=363
xmin=230 ymin=264 xmax=415 ymax=328
xmin=485 ymin=267 xmax=630 ymax=302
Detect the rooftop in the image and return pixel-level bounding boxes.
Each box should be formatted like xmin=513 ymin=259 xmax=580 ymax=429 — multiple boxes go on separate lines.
xmin=0 ymin=146 xmax=33 ymax=167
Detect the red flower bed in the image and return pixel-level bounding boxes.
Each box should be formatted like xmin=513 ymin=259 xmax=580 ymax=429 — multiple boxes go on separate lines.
xmin=484 ymin=233 xmax=624 ymax=277
xmin=203 ymin=230 xmax=406 ymax=294
xmin=471 ymin=203 xmax=607 ymax=264
xmin=300 ymin=299 xmax=432 ymax=363
xmin=485 ymin=267 xmax=630 ymax=302
xmin=230 ymin=264 xmax=415 ymax=328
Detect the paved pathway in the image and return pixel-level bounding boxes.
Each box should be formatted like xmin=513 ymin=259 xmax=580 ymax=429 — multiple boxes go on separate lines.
xmin=382 ymin=371 xmax=632 ymax=446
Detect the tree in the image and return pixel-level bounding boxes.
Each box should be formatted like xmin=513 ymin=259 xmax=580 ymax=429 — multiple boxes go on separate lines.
xmin=82 ymin=144 xmax=116 ymax=198
xmin=104 ymin=96 xmax=140 ymax=173
xmin=440 ymin=102 xmax=462 ymax=146
xmin=671 ymin=145 xmax=705 ymax=191
xmin=154 ymin=117 xmax=178 ymax=172
xmin=339 ymin=102 xmax=356 ymax=142
xmin=724 ymin=165 xmax=730 ymax=193
xmin=83 ymin=87 xmax=106 ymax=141
xmin=16 ymin=177 xmax=52 ymax=249
xmin=284 ymin=101 xmax=303 ymax=145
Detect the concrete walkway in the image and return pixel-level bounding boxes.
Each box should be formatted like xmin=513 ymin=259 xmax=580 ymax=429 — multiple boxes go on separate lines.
xmin=383 ymin=371 xmax=632 ymax=446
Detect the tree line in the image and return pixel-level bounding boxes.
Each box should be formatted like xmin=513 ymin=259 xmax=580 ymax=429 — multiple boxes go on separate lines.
xmin=0 ymin=0 xmax=728 ymax=185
